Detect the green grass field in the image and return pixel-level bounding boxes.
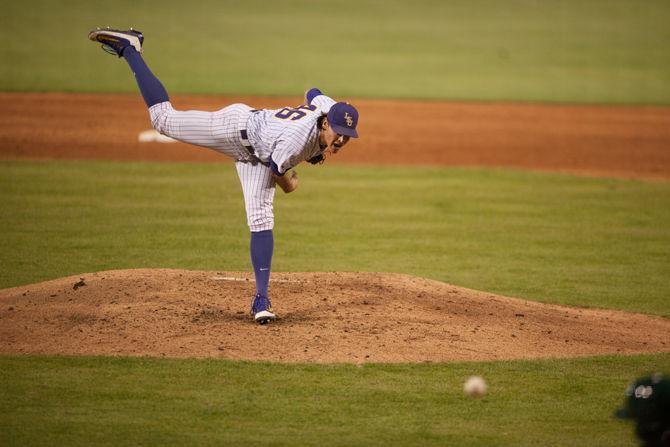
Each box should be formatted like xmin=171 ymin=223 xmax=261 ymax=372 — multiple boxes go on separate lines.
xmin=2 ymin=354 xmax=669 ymax=446
xmin=2 ymin=0 xmax=670 ymax=104
xmin=2 ymin=0 xmax=670 ymax=445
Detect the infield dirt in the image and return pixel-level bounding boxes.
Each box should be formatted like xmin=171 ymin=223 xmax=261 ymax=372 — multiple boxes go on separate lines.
xmin=1 ymin=92 xmax=669 ymax=180
xmin=1 ymin=93 xmax=669 ymax=363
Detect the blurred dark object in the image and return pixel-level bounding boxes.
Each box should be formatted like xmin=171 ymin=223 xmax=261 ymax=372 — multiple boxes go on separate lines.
xmin=616 ymin=373 xmax=670 ymax=447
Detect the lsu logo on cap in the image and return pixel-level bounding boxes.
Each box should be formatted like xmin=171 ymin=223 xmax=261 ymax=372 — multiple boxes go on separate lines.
xmin=327 ymin=102 xmax=359 ymax=138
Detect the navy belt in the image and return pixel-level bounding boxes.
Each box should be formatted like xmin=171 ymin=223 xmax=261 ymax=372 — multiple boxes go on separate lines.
xmin=240 ymin=129 xmax=254 ymax=156
xmin=239 ymin=129 xmax=268 ymax=167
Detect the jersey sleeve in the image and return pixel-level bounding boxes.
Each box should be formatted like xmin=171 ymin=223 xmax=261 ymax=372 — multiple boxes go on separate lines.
xmin=305 ymin=88 xmax=322 ymax=104
xmin=270 ymin=140 xmax=300 ymax=176
xmin=305 ymin=87 xmax=336 ymax=114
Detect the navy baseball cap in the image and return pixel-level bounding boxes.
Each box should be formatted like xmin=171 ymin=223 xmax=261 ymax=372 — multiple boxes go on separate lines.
xmin=327 ymin=102 xmax=359 ymax=138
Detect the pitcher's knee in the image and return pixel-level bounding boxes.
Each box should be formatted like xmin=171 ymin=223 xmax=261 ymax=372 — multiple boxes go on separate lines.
xmin=148 ymin=101 xmax=174 ymax=135
xmin=247 ymin=212 xmax=274 ymax=232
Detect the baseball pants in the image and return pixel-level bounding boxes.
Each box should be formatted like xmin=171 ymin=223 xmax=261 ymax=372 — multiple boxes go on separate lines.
xmin=148 ymin=101 xmax=276 ymax=232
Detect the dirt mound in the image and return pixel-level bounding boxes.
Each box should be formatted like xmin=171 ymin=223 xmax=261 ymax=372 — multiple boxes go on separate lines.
xmin=1 ymin=269 xmax=668 ymax=363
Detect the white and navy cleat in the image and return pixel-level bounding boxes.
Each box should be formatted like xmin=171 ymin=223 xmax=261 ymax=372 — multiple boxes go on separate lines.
xmin=251 ymin=293 xmax=276 ymax=325
xmin=88 ymin=27 xmax=144 ymax=57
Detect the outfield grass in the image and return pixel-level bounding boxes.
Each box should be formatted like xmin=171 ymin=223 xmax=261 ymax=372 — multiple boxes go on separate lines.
xmin=1 ymin=160 xmax=669 ymax=316
xmin=2 ymin=0 xmax=669 ymax=104
xmin=1 ymin=354 xmax=668 ymax=446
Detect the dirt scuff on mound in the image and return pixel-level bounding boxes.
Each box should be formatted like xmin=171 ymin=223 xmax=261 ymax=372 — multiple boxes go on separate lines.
xmin=1 ymin=269 xmax=668 ymax=363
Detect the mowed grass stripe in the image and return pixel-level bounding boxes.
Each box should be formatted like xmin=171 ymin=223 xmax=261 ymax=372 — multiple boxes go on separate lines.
xmin=1 ymin=160 xmax=669 ymax=316
xmin=1 ymin=354 xmax=668 ymax=446
xmin=2 ymin=0 xmax=669 ymax=104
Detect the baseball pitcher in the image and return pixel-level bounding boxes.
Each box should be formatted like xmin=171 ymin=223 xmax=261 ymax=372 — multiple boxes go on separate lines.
xmin=88 ymin=28 xmax=360 ymax=324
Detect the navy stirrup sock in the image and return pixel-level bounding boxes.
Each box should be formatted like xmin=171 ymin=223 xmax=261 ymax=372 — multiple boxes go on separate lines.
xmin=250 ymin=230 xmax=273 ymax=298
xmin=122 ymin=47 xmax=169 ymax=108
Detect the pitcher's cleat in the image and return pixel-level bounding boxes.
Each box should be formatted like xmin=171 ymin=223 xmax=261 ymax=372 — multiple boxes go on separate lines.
xmin=251 ymin=293 xmax=276 ymax=325
xmin=88 ymin=27 xmax=144 ymax=57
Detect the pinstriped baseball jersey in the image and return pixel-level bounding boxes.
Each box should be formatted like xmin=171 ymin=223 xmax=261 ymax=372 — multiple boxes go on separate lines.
xmin=245 ymin=94 xmax=336 ymax=174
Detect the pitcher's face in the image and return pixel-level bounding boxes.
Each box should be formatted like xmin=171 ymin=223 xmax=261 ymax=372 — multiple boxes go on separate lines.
xmin=320 ymin=117 xmax=351 ymax=154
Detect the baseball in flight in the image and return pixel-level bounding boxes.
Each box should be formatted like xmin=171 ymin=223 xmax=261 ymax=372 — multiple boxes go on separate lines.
xmin=463 ymin=376 xmax=488 ymax=397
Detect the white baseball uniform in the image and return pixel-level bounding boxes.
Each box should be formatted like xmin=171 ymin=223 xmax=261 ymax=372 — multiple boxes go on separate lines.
xmin=148 ymin=93 xmax=336 ymax=232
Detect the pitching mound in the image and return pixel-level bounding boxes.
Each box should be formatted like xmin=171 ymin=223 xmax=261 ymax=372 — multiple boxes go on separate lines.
xmin=1 ymin=269 xmax=668 ymax=363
